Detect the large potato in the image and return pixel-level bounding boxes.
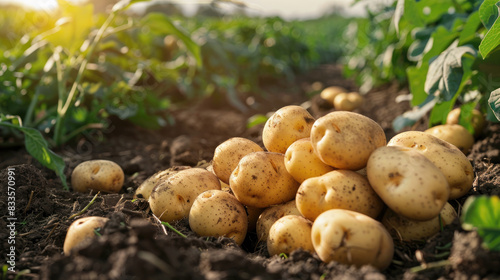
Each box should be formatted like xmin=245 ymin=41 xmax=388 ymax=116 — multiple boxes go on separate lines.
xmin=267 ymin=215 xmax=314 ymax=256
xmin=149 ymin=168 xmax=221 ymax=222
xmin=382 ymin=202 xmax=457 ymax=241
xmin=229 ymin=151 xmax=300 ymax=208
xmin=134 ymin=166 xmax=190 ymax=200
xmin=446 ymin=108 xmax=485 ymax=136
xmin=212 ymin=137 xmax=263 ymax=184
xmin=284 ymin=138 xmax=334 ymax=183
xmin=310 ymin=111 xmax=386 ymax=170
xmin=312 ymin=209 xmax=394 ymax=270
xmin=296 ymin=170 xmax=384 ymax=221
xmin=189 ymin=190 xmax=248 ymax=245
xmin=424 ymin=124 xmax=474 ymax=154
xmin=388 ymin=131 xmax=474 ymax=199
xmin=262 ymin=105 xmax=315 ymax=154
xmin=256 ymin=200 xmax=301 ymax=241
xmin=71 ymin=160 xmax=124 ymax=193
xmin=366 ymin=146 xmax=450 ymax=221
xmin=63 ymin=216 xmax=109 ymax=254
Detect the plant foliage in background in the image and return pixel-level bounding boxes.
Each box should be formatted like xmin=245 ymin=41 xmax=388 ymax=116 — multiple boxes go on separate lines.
xmin=462 ymin=195 xmax=500 ymax=251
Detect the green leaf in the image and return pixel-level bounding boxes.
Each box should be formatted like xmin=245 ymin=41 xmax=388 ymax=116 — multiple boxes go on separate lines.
xmin=458 ymin=11 xmax=482 ymax=45
xmin=461 ymin=195 xmax=500 ymax=251
xmin=246 ymin=114 xmax=268 ymax=129
xmin=479 ymin=0 xmax=499 ymax=30
xmin=489 ymin=87 xmax=500 ymax=121
xmin=407 ymin=64 xmax=429 ymax=106
xmin=393 ymin=95 xmax=437 ymax=132
xmin=479 ymin=2 xmax=500 ymax=58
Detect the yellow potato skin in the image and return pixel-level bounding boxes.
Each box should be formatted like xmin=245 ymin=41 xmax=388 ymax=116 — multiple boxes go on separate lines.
xmin=63 ymin=216 xmax=109 ymax=255
xmin=388 ymin=131 xmax=474 ymax=199
xmin=256 ymin=200 xmax=301 ymax=241
xmin=424 ymin=124 xmax=475 ymax=154
xmin=134 ymin=166 xmax=190 ymax=200
xmin=284 ymin=138 xmax=334 ymax=183
xmin=367 ymin=146 xmax=450 ymax=221
xmin=310 ymin=111 xmax=386 ymax=170
xmin=311 ymin=209 xmax=394 ymax=270
xmin=189 ymin=190 xmax=248 ymax=245
xmin=296 ymin=170 xmax=384 ymax=221
xmin=446 ymin=108 xmax=485 ymax=136
xmin=267 ymin=215 xmax=314 ymax=256
xmin=71 ymin=160 xmax=124 ymax=193
xmin=333 ymin=92 xmax=363 ymax=111
xmin=149 ymin=168 xmax=221 ymax=223
xmin=212 ymin=137 xmax=264 ymax=184
xmin=320 ymin=86 xmax=347 ymax=104
xmin=229 ymin=151 xmax=300 ymax=208
xmin=262 ymin=105 xmax=315 ymax=154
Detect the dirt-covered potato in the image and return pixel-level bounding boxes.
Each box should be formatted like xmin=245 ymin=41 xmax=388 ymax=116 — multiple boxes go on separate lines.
xmin=388 ymin=131 xmax=474 ymax=199
xmin=134 ymin=166 xmax=190 ymax=200
xmin=284 ymin=138 xmax=334 ymax=183
xmin=212 ymin=137 xmax=263 ymax=184
xmin=446 ymin=108 xmax=485 ymax=136
xmin=296 ymin=170 xmax=384 ymax=221
xmin=229 ymin=151 xmax=300 ymax=208
xmin=333 ymin=92 xmax=363 ymax=111
xmin=256 ymin=200 xmax=301 ymax=241
xmin=367 ymin=146 xmax=450 ymax=221
xmin=312 ymin=209 xmax=394 ymax=270
xmin=149 ymin=168 xmax=221 ymax=223
xmin=71 ymin=160 xmax=124 ymax=193
xmin=310 ymin=111 xmax=386 ymax=170
xmin=189 ymin=190 xmax=248 ymax=245
xmin=262 ymin=105 xmax=315 ymax=154
xmin=424 ymin=124 xmax=475 ymax=154
xmin=319 ymin=86 xmax=347 ymax=104
xmin=63 ymin=216 xmax=109 ymax=255
xmin=267 ymin=215 xmax=314 ymax=256
xmin=382 ymin=202 xmax=457 ymax=241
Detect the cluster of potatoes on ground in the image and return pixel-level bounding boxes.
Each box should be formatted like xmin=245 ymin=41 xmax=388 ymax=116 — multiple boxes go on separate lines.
xmin=64 ymin=102 xmax=482 ymax=271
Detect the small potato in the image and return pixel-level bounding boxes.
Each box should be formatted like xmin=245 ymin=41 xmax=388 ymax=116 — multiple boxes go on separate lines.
xmin=134 ymin=166 xmax=190 ymax=200
xmin=333 ymin=92 xmax=363 ymax=111
xmin=296 ymin=170 xmax=384 ymax=221
xmin=212 ymin=137 xmax=263 ymax=184
xmin=312 ymin=209 xmax=394 ymax=270
xmin=446 ymin=108 xmax=485 ymax=136
xmin=388 ymin=131 xmax=474 ymax=199
xmin=189 ymin=190 xmax=248 ymax=245
xmin=320 ymin=86 xmax=347 ymax=104
xmin=63 ymin=216 xmax=109 ymax=255
xmin=149 ymin=168 xmax=221 ymax=223
xmin=71 ymin=160 xmax=124 ymax=193
xmin=284 ymin=138 xmax=334 ymax=183
xmin=424 ymin=124 xmax=475 ymax=154
xmin=262 ymin=105 xmax=315 ymax=154
xmin=229 ymin=151 xmax=300 ymax=208
xmin=382 ymin=202 xmax=457 ymax=241
xmin=310 ymin=111 xmax=386 ymax=170
xmin=256 ymin=200 xmax=301 ymax=241
xmin=367 ymin=146 xmax=450 ymax=221
xmin=267 ymin=215 xmax=314 ymax=256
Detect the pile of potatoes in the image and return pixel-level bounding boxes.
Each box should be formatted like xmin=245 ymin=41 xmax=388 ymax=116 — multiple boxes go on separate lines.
xmin=319 ymin=86 xmax=363 ymax=111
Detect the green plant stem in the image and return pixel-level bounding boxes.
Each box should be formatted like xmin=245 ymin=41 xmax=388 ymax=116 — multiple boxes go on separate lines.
xmin=62 ymin=123 xmax=104 ymax=143
xmin=161 ymin=221 xmax=187 ymax=238
xmin=68 ymin=191 xmax=100 ymax=219
xmin=23 ymin=87 xmax=41 ymax=127
xmin=409 ymin=259 xmax=451 ymax=273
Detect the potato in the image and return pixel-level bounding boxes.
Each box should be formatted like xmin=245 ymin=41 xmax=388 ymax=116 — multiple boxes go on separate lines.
xmin=388 ymin=131 xmax=474 ymax=199
xmin=310 ymin=111 xmax=386 ymax=170
xmin=206 ymin=164 xmax=230 ymax=191
xmin=212 ymin=137 xmax=263 ymax=184
xmin=366 ymin=146 xmax=450 ymax=221
xmin=149 ymin=168 xmax=221 ymax=223
xmin=246 ymin=206 xmax=265 ymax=232
xmin=267 ymin=215 xmax=314 ymax=256
xmin=382 ymin=202 xmax=457 ymax=241
xmin=134 ymin=166 xmax=190 ymax=200
xmin=446 ymin=108 xmax=485 ymax=136
xmin=320 ymin=86 xmax=347 ymax=104
xmin=312 ymin=209 xmax=394 ymax=270
xmin=256 ymin=200 xmax=301 ymax=241
xmin=296 ymin=170 xmax=384 ymax=221
xmin=63 ymin=216 xmax=109 ymax=254
xmin=229 ymin=151 xmax=300 ymax=208
xmin=262 ymin=105 xmax=315 ymax=154
xmin=189 ymin=190 xmax=248 ymax=245
xmin=424 ymin=124 xmax=475 ymax=154
xmin=333 ymin=92 xmax=363 ymax=111
xmin=71 ymin=160 xmax=124 ymax=193
xmin=284 ymin=138 xmax=334 ymax=183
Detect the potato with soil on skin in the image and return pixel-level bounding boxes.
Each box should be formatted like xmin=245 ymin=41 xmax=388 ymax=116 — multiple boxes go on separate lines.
xmin=296 ymin=170 xmax=384 ymax=221
xmin=310 ymin=111 xmax=386 ymax=170
xmin=212 ymin=137 xmax=263 ymax=184
xmin=134 ymin=166 xmax=190 ymax=200
xmin=262 ymin=105 xmax=315 ymax=154
xmin=367 ymin=146 xmax=450 ymax=221
xmin=388 ymin=131 xmax=474 ymax=199
xmin=149 ymin=168 xmax=221 ymax=223
xmin=446 ymin=107 xmax=486 ymax=136
xmin=312 ymin=209 xmax=394 ymax=270
xmin=256 ymin=200 xmax=301 ymax=241
xmin=206 ymin=164 xmax=230 ymax=191
xmin=267 ymin=215 xmax=314 ymax=256
xmin=71 ymin=160 xmax=124 ymax=193
xmin=284 ymin=138 xmax=335 ymax=183
xmin=382 ymin=202 xmax=457 ymax=241
xmin=319 ymin=86 xmax=347 ymax=104
xmin=229 ymin=151 xmax=300 ymax=208
xmin=63 ymin=216 xmax=109 ymax=254
xmin=333 ymin=92 xmax=363 ymax=111
xmin=424 ymin=124 xmax=475 ymax=154
xmin=189 ymin=190 xmax=248 ymax=245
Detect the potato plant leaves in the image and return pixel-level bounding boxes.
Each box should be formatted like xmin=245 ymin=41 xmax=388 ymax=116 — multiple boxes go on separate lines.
xmin=461 ymin=195 xmax=500 ymax=251
xmin=479 ymin=1 xmax=500 ymax=58
xmin=489 ymin=88 xmax=500 ymax=121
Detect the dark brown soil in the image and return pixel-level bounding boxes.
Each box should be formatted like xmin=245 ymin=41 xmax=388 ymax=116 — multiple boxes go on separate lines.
xmin=1 ymin=64 xmax=499 ymax=280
